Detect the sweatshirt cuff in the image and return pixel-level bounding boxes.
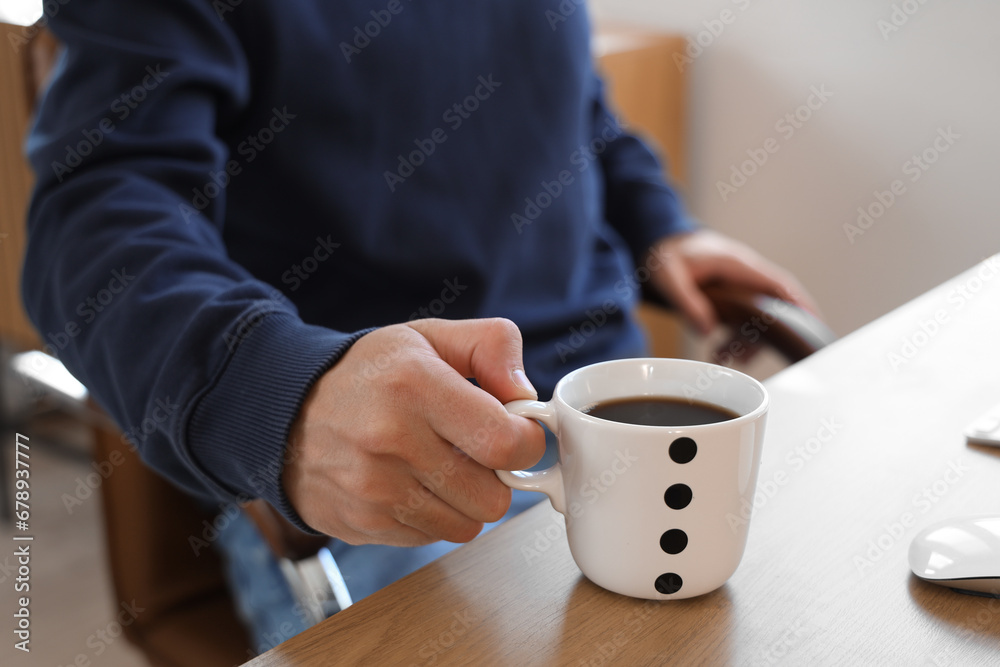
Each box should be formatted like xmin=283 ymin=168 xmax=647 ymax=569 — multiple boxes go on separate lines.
xmin=185 ymin=312 xmax=373 ymax=533
xmin=615 ymin=183 xmax=701 ymax=264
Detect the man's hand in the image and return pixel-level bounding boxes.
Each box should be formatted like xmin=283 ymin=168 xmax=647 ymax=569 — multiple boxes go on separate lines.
xmin=649 ymin=229 xmax=820 ymax=335
xmin=282 ymin=318 xmax=545 ymax=547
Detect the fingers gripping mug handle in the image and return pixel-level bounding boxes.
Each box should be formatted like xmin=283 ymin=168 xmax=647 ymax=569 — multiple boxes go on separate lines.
xmin=495 ymin=400 xmax=567 ymax=514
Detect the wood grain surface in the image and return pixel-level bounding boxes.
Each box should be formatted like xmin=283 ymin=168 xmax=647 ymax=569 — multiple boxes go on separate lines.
xmin=247 ymin=256 xmax=1000 ymax=666
xmin=0 ymin=22 xmax=41 ymax=347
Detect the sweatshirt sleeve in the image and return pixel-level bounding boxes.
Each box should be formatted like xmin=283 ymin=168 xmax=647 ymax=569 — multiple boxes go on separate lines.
xmin=21 ymin=0 xmax=359 ymax=530
xmin=590 ymin=75 xmax=699 ymax=262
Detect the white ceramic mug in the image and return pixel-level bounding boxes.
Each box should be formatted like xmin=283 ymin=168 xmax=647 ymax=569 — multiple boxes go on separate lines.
xmin=496 ymin=358 xmax=768 ymax=599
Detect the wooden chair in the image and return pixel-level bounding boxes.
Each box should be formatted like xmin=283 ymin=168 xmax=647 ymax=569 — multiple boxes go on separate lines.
xmin=94 ymin=426 xmax=254 ymax=667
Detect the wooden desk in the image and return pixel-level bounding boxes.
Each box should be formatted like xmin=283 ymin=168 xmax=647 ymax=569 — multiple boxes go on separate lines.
xmin=248 ymin=256 xmax=1000 ymax=665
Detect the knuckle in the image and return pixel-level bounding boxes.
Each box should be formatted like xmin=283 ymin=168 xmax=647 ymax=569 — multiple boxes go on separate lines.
xmin=481 ymin=485 xmax=511 ymax=523
xmin=448 ymin=521 xmax=484 ymax=544
xmin=483 ymin=417 xmax=522 ymax=470
xmin=354 ymin=425 xmax=397 ymax=456
xmin=453 ymin=467 xmax=509 ymax=523
xmin=405 ymin=504 xmax=479 ymax=543
xmin=382 ymin=352 xmax=431 ymax=405
xmin=462 ymin=405 xmax=515 ymax=468
xmin=486 ymin=317 xmax=521 ymax=343
xmin=381 ymin=358 xmax=414 ymax=397
xmin=347 ymin=467 xmax=393 ymax=504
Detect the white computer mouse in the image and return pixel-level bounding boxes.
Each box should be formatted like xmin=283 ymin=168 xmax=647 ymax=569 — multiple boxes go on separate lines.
xmin=909 ymin=515 xmax=1000 ymax=597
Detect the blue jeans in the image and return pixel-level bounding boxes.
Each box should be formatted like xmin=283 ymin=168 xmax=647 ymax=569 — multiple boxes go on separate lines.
xmin=215 ymin=443 xmax=556 ymax=654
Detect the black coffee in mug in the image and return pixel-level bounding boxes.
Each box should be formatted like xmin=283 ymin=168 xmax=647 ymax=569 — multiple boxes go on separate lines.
xmin=582 ymin=396 xmax=738 ymax=427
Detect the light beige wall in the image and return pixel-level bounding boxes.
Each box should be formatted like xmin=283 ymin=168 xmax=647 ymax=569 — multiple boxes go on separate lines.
xmin=592 ymin=0 xmax=1000 ymax=336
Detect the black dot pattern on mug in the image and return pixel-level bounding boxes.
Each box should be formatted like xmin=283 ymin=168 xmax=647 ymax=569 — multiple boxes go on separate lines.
xmin=659 ymin=439 xmax=696 ymax=596
xmin=654 ymin=572 xmax=683 ymax=595
xmin=663 ymin=483 xmax=692 ymax=510
xmin=659 ymin=529 xmax=688 ymax=555
xmin=669 ymin=437 xmax=697 ymax=464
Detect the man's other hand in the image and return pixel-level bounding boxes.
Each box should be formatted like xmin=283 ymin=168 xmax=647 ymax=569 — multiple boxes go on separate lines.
xmin=649 ymin=229 xmax=821 ymax=335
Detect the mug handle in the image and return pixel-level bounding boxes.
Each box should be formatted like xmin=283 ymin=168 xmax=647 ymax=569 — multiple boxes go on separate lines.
xmin=495 ymin=399 xmax=567 ymax=514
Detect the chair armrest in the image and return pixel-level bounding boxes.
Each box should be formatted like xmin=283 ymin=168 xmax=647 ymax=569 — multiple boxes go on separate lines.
xmin=643 ymin=283 xmax=836 ymax=364
xmin=701 ymin=284 xmax=836 ymax=363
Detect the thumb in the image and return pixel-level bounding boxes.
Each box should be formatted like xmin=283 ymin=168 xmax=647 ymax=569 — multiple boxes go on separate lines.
xmin=406 ymin=318 xmax=538 ymax=403
xmin=656 ymin=260 xmax=718 ymax=335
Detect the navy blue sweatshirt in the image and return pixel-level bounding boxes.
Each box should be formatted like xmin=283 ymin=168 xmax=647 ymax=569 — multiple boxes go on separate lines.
xmin=22 ymin=0 xmax=695 ymax=527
